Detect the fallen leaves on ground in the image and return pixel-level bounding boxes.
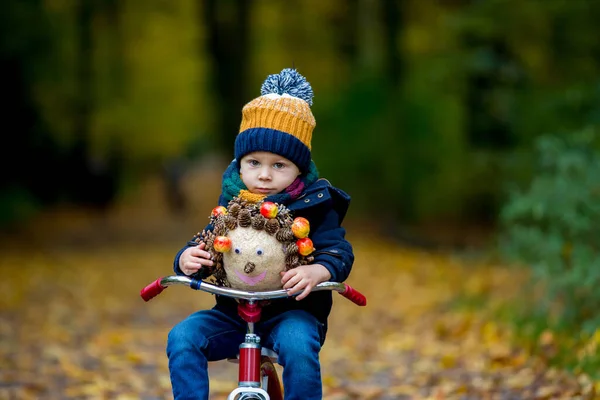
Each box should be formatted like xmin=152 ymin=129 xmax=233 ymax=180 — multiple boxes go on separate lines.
xmin=1 ymin=238 xmax=596 ymax=400
xmin=1 ymin=178 xmax=598 ymax=399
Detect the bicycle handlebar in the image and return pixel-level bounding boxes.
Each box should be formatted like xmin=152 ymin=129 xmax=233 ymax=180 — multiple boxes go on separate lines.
xmin=141 ymin=275 xmax=367 ymax=306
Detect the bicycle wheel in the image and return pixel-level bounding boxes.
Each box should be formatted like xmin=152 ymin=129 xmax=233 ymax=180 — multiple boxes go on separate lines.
xmin=260 ymin=356 xmax=283 ymax=400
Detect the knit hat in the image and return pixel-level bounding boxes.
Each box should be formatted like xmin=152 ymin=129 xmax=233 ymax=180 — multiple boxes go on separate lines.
xmin=234 ymin=68 xmax=316 ymax=172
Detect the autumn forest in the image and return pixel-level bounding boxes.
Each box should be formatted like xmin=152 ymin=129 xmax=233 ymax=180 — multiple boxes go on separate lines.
xmin=2 ymin=0 xmax=600 ymax=398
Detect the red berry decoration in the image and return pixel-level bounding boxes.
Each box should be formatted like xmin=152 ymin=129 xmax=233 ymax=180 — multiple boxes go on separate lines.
xmin=260 ymin=202 xmax=279 ymax=219
xmin=296 ymin=237 xmax=314 ymax=256
xmin=212 ymin=206 xmax=227 ymax=217
xmin=213 ymin=236 xmax=232 ymax=252
xmin=291 ymin=217 xmax=310 ymax=238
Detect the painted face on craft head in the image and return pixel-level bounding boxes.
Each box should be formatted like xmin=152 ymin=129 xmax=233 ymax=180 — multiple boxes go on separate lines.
xmin=239 ymin=151 xmax=301 ymax=196
xmin=221 ymin=227 xmax=287 ymax=291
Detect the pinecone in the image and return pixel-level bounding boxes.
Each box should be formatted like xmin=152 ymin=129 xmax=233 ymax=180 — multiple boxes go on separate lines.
xmin=229 ymin=202 xmax=241 ymax=218
xmin=284 ymin=242 xmax=298 ymax=256
xmin=276 ymin=227 xmax=294 ymax=242
xmin=278 ymin=209 xmax=293 ymax=224
xmin=213 ymin=220 xmax=227 ymax=236
xmin=285 ymin=254 xmax=300 ymax=269
xmin=238 ymin=209 xmax=252 ymax=227
xmin=205 ymin=232 xmax=216 ymax=249
xmin=265 ymin=218 xmax=279 ymax=235
xmin=299 ymin=257 xmax=310 ymax=265
xmin=225 ymin=215 xmax=238 ymax=230
xmin=252 ymin=215 xmax=266 ymax=230
xmin=213 ymin=266 xmax=227 ymax=287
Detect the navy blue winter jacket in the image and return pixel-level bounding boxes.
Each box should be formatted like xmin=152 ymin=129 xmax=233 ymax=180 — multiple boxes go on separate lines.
xmin=173 ymin=178 xmax=354 ymax=327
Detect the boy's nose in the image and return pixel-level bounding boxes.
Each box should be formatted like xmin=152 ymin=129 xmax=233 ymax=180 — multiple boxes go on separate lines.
xmin=258 ymin=169 xmax=271 ymax=180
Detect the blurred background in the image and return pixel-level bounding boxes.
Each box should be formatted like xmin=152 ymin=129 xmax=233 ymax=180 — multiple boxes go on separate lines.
xmin=2 ymin=0 xmax=600 ymax=397
xmin=3 ymin=0 xmax=599 ymax=245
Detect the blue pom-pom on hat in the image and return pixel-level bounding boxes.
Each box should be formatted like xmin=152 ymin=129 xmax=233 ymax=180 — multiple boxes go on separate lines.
xmin=260 ymin=68 xmax=314 ymax=106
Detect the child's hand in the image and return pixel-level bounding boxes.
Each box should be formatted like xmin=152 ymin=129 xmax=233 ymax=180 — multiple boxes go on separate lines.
xmin=179 ymin=242 xmax=214 ymax=276
xmin=281 ymin=264 xmax=332 ymax=301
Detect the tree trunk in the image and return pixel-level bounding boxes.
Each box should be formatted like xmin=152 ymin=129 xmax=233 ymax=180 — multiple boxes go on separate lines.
xmin=71 ymin=0 xmax=119 ymax=209
xmin=381 ymin=0 xmax=403 ymax=86
xmin=332 ymin=0 xmax=360 ymax=69
xmin=203 ymin=0 xmax=252 ymax=153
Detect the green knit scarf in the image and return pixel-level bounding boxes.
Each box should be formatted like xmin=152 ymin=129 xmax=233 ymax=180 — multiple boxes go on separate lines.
xmin=221 ymin=159 xmax=319 ymax=205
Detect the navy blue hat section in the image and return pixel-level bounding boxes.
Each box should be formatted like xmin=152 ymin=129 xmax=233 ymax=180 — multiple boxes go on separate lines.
xmin=234 ymin=128 xmax=312 ymax=172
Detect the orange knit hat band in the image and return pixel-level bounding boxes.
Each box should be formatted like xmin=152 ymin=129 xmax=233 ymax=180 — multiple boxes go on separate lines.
xmin=239 ymin=94 xmax=315 ymax=150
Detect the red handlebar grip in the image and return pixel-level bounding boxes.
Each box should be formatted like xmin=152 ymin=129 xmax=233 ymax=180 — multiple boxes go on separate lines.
xmin=140 ymin=278 xmax=166 ymax=302
xmin=341 ymin=283 xmax=367 ymax=306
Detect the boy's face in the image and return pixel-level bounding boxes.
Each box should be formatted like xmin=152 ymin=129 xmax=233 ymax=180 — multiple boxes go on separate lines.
xmin=239 ymin=151 xmax=301 ymax=195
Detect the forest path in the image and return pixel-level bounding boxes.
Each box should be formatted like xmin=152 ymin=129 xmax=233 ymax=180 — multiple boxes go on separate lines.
xmin=0 ymin=171 xmax=594 ymax=399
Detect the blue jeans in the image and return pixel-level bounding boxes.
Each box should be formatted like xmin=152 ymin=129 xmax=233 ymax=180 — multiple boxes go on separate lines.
xmin=166 ymin=306 xmax=326 ymax=400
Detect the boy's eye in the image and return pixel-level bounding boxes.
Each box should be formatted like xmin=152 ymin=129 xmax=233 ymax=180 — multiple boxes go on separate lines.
xmin=273 ymin=162 xmax=284 ymax=169
xmin=249 ymin=160 xmax=260 ymax=167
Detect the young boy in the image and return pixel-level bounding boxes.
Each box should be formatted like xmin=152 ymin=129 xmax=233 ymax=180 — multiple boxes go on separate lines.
xmin=167 ymin=68 xmax=354 ymax=399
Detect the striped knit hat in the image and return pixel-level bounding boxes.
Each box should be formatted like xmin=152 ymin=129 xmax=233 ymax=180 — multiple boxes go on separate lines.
xmin=234 ymin=68 xmax=315 ymax=172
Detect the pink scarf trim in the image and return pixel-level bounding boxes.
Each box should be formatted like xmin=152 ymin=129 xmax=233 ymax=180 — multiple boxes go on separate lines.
xmin=285 ymin=177 xmax=304 ymax=199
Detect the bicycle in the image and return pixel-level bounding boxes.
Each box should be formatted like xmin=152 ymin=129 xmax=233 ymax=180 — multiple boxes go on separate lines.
xmin=140 ymin=275 xmax=367 ymax=400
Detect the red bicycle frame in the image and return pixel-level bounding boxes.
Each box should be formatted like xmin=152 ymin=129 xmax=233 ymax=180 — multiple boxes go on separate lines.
xmin=232 ymin=301 xmax=283 ymax=399
xmin=141 ymin=276 xmax=366 ymax=399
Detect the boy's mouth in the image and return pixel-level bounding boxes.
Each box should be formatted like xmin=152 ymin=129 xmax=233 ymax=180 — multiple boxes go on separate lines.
xmin=255 ymin=188 xmax=272 ymax=194
xmin=234 ymin=270 xmax=267 ymax=286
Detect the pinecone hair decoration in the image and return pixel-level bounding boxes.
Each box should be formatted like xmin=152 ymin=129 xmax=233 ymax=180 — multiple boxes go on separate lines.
xmin=225 ymin=215 xmax=238 ymax=231
xmin=276 ymin=227 xmax=295 ymax=242
xmin=229 ymin=202 xmax=241 ymax=218
xmin=252 ymin=215 xmax=267 ymax=230
xmin=238 ymin=209 xmax=252 ymax=227
xmin=265 ymin=218 xmax=280 ymax=235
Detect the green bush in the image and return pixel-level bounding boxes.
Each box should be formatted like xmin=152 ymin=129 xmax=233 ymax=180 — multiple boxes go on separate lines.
xmin=499 ymin=129 xmax=600 ymax=333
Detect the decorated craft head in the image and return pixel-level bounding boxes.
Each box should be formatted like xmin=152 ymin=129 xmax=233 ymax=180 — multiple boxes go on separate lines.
xmin=194 ymin=197 xmax=315 ymax=291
